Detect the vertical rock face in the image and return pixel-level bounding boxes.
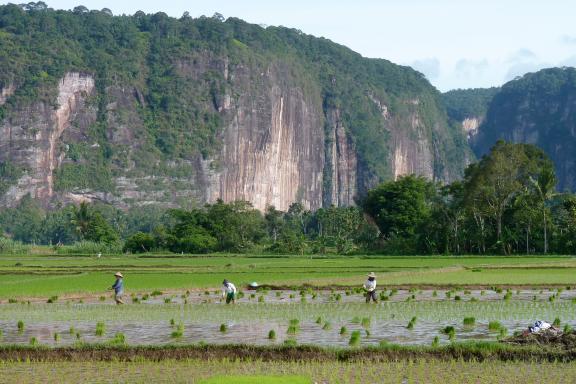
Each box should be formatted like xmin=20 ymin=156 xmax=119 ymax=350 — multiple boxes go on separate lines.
xmin=204 ymin=63 xmax=324 ymax=211
xmin=473 ymin=68 xmax=576 ymax=192
xmin=323 ymin=107 xmax=357 ymax=206
xmin=462 ymin=117 xmax=481 ymax=141
xmin=0 ymin=84 xmax=15 ymax=105
xmin=0 ymin=73 xmax=95 ymax=205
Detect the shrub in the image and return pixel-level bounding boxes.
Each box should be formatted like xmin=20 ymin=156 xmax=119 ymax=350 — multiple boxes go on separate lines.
xmin=123 ymin=232 xmax=155 ymax=253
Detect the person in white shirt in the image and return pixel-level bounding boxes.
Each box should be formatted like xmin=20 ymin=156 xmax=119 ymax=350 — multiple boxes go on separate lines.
xmin=363 ymin=272 xmax=377 ymax=303
xmin=222 ymin=279 xmax=237 ymax=304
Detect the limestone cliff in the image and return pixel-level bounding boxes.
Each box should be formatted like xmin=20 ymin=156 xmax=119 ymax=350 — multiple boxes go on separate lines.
xmin=0 ymin=6 xmax=471 ymax=210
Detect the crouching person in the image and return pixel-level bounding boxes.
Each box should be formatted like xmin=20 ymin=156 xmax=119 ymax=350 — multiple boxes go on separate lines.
xmin=222 ymin=279 xmax=237 ymax=304
xmin=364 ymin=272 xmax=378 ymax=303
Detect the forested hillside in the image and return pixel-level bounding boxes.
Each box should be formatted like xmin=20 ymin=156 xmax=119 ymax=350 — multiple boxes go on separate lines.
xmin=0 ymin=2 xmax=470 ymax=211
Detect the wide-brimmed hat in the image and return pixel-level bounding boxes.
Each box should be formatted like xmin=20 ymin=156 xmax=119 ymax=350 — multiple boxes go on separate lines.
xmin=114 ymin=272 xmax=123 ymax=278
xmin=367 ymin=272 xmax=376 ymax=278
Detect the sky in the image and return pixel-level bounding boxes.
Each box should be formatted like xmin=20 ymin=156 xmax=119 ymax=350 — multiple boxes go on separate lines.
xmin=7 ymin=0 xmax=576 ymax=91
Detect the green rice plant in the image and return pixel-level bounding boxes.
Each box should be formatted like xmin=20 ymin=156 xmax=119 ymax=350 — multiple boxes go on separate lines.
xmin=53 ymin=333 xmax=59 ymax=343
xmin=315 ymin=316 xmax=322 ymax=324
xmin=151 ymin=290 xmax=163 ymax=297
xmin=431 ymin=336 xmax=440 ymax=347
xmin=7 ymin=298 xmax=17 ymax=304
xmin=164 ymin=298 xmax=172 ymax=304
xmin=335 ymin=293 xmax=342 ymax=302
xmin=76 ymin=332 xmax=81 ymax=340
xmin=365 ymin=329 xmax=370 ymax=337
xmin=283 ymin=338 xmax=297 ymax=347
xmin=480 ymin=290 xmax=485 ymax=296
xmin=361 ymin=317 xmax=371 ymax=328
xmin=99 ymin=296 xmax=106 ymax=302
xmin=29 ymin=337 xmax=38 ymax=346
xmin=553 ymin=317 xmax=561 ymax=327
xmin=379 ymin=292 xmax=389 ymax=301
xmin=339 ymin=326 xmax=347 ymax=335
xmin=498 ymin=328 xmax=507 ymax=339
xmin=110 ymin=332 xmax=126 ymax=345
xmin=503 ymin=292 xmax=512 ymax=301
xmin=470 ymin=297 xmax=478 ymax=302
xmin=322 ymin=322 xmax=331 ymax=331
xmin=300 ymin=297 xmax=306 ymax=304
xmin=312 ymin=293 xmax=317 ymax=300
xmin=141 ymin=294 xmax=149 ymax=301
xmin=454 ymin=295 xmax=461 ymax=301
xmin=442 ymin=326 xmax=455 ymax=340
xmin=17 ymin=320 xmax=24 ymax=333
xmin=287 ymin=319 xmax=299 ymax=335
xmin=170 ymin=318 xmax=176 ymax=326
xmin=351 ymin=317 xmax=360 ymax=324
xmin=69 ymin=326 xmax=75 ymax=335
xmin=47 ymin=296 xmax=58 ymax=303
xmin=494 ymin=287 xmax=503 ymax=294
xmin=390 ymin=289 xmax=398 ymax=296
xmin=563 ymin=324 xmax=572 ymax=334
xmin=463 ymin=317 xmax=476 ymax=326
xmin=219 ymin=323 xmax=227 ymax=333
xmin=289 ymin=294 xmax=295 ymax=299
xmin=268 ymin=329 xmax=276 ymax=340
xmin=171 ymin=323 xmax=184 ymax=338
xmin=445 ymin=291 xmax=451 ymax=299
xmin=0 ymin=329 xmax=3 ymax=338
xmin=349 ymin=330 xmax=361 ymax=346
xmin=258 ymin=296 xmax=265 ymax=303
xmin=95 ymin=322 xmax=105 ymax=337
xmin=432 ymin=290 xmax=437 ymax=297
xmin=406 ymin=317 xmax=417 ymax=330
xmin=275 ymin=291 xmax=281 ymax=297
xmin=464 ymin=290 xmax=471 ymax=295
xmin=132 ymin=297 xmax=140 ymax=303
xmin=488 ymin=321 xmax=503 ymax=331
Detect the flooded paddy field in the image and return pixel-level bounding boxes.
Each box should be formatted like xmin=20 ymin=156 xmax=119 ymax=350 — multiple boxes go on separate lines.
xmin=0 ymin=288 xmax=574 ymax=347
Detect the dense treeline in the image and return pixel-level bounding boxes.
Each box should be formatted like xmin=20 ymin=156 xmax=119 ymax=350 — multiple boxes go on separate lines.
xmin=1 ymin=141 xmax=575 ymax=255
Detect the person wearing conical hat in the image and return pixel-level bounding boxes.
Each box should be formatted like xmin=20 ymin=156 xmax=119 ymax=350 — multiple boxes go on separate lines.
xmin=109 ymin=272 xmax=125 ymax=305
xmin=363 ymin=272 xmax=378 ymax=303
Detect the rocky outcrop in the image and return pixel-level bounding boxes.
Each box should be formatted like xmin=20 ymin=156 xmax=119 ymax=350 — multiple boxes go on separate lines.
xmin=0 ymin=72 xmax=95 ymax=206
xmin=0 ymin=84 xmax=15 ymax=106
xmin=473 ymin=67 xmax=576 ymax=192
xmin=203 ymin=62 xmax=324 ymax=211
xmin=462 ymin=117 xmax=481 ymax=141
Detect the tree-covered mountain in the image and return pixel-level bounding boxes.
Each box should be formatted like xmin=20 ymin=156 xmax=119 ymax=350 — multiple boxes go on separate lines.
xmin=0 ymin=3 xmax=471 ymax=211
xmin=442 ymin=87 xmax=499 ymax=142
xmin=471 ymin=67 xmax=576 ymax=192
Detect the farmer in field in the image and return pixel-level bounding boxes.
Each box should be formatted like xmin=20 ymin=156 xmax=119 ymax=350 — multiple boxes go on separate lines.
xmin=363 ymin=272 xmax=378 ymax=303
xmin=109 ymin=272 xmax=125 ymax=305
xmin=222 ymin=279 xmax=237 ymax=304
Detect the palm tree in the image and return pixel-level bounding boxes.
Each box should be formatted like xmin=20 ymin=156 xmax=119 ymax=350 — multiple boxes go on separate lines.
xmin=529 ymin=167 xmax=556 ymax=254
xmin=71 ymin=202 xmax=91 ymax=240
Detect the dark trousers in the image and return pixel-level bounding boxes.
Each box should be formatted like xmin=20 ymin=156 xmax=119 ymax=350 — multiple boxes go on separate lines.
xmin=366 ymin=290 xmax=377 ymax=303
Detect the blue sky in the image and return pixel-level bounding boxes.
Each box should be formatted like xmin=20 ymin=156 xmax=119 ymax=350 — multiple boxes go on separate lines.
xmin=8 ymin=0 xmax=576 ymax=91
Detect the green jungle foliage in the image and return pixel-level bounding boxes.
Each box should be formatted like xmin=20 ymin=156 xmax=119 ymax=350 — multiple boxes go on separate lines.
xmin=1 ymin=142 xmax=575 ymax=255
xmin=442 ymin=87 xmax=499 ymax=122
xmin=0 ymin=3 xmax=468 ymax=195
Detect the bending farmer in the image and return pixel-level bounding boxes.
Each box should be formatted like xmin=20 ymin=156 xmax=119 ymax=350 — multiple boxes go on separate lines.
xmin=222 ymin=279 xmax=237 ymax=304
xmin=363 ymin=272 xmax=378 ymax=303
xmin=109 ymin=272 xmax=124 ymax=305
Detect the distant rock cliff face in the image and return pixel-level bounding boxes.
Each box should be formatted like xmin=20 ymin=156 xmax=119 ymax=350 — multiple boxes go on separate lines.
xmin=472 ymin=68 xmax=576 ymax=192
xmin=0 ymin=9 xmax=470 ymax=211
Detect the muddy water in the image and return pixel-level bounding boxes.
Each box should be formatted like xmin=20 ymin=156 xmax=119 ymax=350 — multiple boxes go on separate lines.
xmin=1 ymin=288 xmax=574 ymax=347
xmin=2 ymin=318 xmax=575 ymax=348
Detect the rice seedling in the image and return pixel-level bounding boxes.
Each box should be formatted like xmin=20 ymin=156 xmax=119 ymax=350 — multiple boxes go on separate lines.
xmin=151 ymin=290 xmax=163 ymax=297
xmin=53 ymin=333 xmax=59 ymax=342
xmin=442 ymin=326 xmax=456 ymax=340
xmin=99 ymin=296 xmax=106 ymax=302
xmin=17 ymin=320 xmax=24 ymax=333
xmin=498 ymin=328 xmax=507 ymax=339
xmin=503 ymin=292 xmax=512 ymax=301
xmin=315 ymin=316 xmax=322 ymax=324
xmin=171 ymin=323 xmax=184 ymax=338
xmin=361 ymin=317 xmax=371 ymax=328
xmin=76 ymin=332 xmax=81 ymax=340
xmin=431 ymin=336 xmax=440 ymax=347
xmin=463 ymin=317 xmax=475 ymax=326
xmin=69 ymin=326 xmax=75 ymax=335
xmin=563 ymin=324 xmax=572 ymax=334
xmin=488 ymin=321 xmax=503 ymax=331
xmin=289 ymin=294 xmax=295 ymax=299
xmin=432 ymin=290 xmax=437 ymax=297
xmin=110 ymin=332 xmax=126 ymax=345
xmin=283 ymin=338 xmax=297 ymax=347
xmin=164 ymin=297 xmax=172 ymax=304
xmin=379 ymin=292 xmax=389 ymax=301
xmin=322 ymin=322 xmax=332 ymax=331
xmin=29 ymin=337 xmax=38 ymax=346
xmin=348 ymin=330 xmax=361 ymax=346
xmin=340 ymin=326 xmax=348 ymax=335
xmin=275 ymin=291 xmax=282 ymax=297
xmin=406 ymin=317 xmax=417 ymax=330
xmin=351 ymin=317 xmax=360 ymax=324
xmin=553 ymin=317 xmax=561 ymax=327
xmin=170 ymin=318 xmax=176 ymax=326
xmin=7 ymin=298 xmax=17 ymax=304
xmin=132 ymin=297 xmax=140 ymax=303
xmin=454 ymin=295 xmax=461 ymax=301
xmin=47 ymin=295 xmax=58 ymax=303
xmin=287 ymin=319 xmax=300 ymax=335
xmin=335 ymin=293 xmax=342 ymax=302
xmin=258 ymin=296 xmax=265 ymax=303
xmin=95 ymin=322 xmax=105 ymax=337
xmin=219 ymin=323 xmax=227 ymax=333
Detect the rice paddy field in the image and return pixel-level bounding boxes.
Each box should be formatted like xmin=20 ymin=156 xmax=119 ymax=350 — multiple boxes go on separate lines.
xmin=0 ymin=254 xmax=575 ymax=383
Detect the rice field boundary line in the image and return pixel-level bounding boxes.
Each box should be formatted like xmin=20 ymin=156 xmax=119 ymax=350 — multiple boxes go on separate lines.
xmin=0 ymin=343 xmax=573 ymax=362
